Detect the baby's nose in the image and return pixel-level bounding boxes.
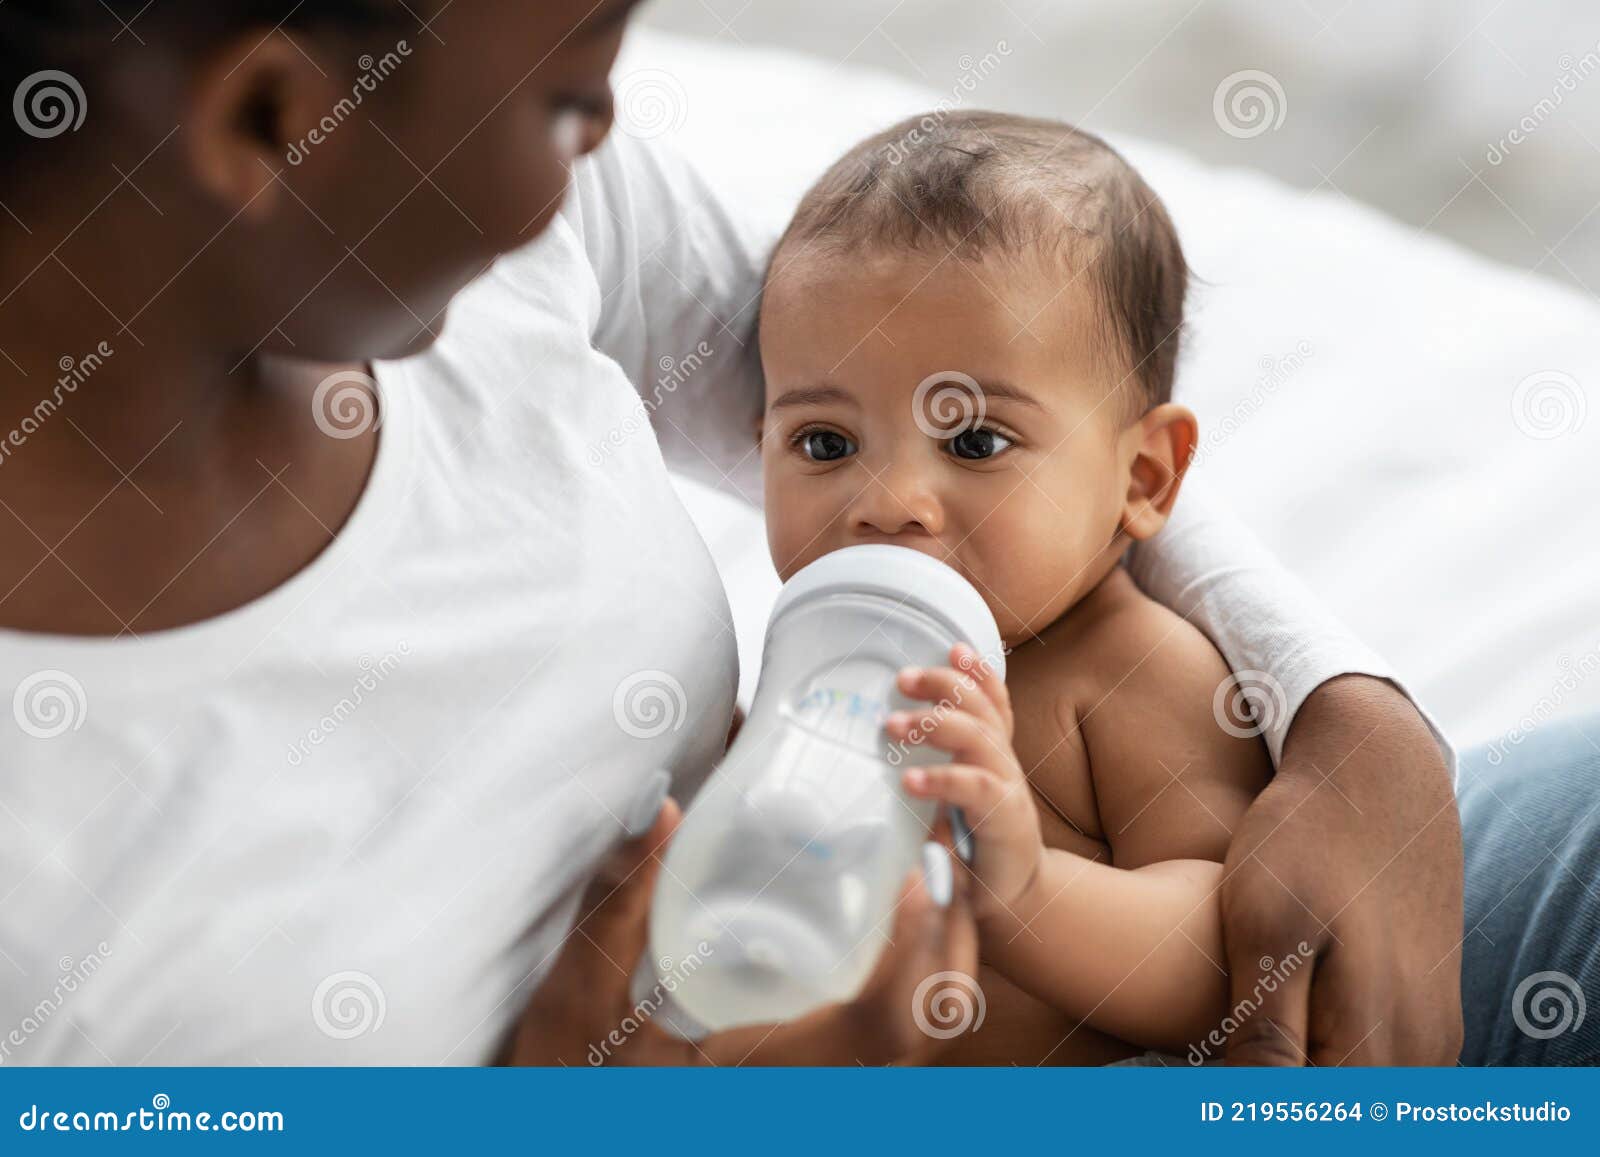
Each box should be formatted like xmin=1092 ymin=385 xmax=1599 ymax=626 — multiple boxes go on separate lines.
xmin=849 ymin=464 xmax=945 ymax=538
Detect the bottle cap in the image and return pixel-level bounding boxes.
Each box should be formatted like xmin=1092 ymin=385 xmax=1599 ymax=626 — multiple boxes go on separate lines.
xmin=770 ymin=545 xmax=1006 ymax=680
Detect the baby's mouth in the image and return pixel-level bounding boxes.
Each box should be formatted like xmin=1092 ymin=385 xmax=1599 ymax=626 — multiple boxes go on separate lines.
xmin=851 ymin=534 xmax=967 ymax=576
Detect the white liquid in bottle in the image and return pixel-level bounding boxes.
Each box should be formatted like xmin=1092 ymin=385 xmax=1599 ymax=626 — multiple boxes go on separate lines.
xmin=646 ymin=546 xmax=1005 ymax=1033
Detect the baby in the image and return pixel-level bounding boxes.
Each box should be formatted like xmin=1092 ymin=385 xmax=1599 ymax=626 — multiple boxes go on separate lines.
xmin=757 ymin=111 xmax=1273 ymax=1064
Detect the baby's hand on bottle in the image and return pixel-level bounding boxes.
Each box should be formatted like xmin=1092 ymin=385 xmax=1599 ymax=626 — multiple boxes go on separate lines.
xmin=886 ymin=643 xmax=1043 ymax=921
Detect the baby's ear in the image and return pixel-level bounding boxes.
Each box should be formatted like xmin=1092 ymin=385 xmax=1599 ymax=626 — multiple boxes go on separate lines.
xmin=1119 ymin=403 xmax=1198 ymax=541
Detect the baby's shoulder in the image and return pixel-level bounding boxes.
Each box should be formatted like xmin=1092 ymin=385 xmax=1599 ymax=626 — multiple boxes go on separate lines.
xmin=1035 ymin=567 xmax=1274 ymax=865
xmin=1028 ymin=566 xmax=1226 ymax=701
xmin=1082 ymin=570 xmax=1225 ymax=685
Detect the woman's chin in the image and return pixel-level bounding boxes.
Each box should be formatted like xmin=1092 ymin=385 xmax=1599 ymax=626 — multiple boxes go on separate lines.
xmin=383 ymin=308 xmax=452 ymax=360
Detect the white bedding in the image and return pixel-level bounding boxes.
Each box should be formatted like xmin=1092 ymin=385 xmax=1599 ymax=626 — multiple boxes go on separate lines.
xmin=620 ymin=29 xmax=1600 ymax=748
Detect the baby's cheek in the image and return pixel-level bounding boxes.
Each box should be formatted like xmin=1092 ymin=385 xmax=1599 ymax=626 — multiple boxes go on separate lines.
xmin=974 ymin=504 xmax=1103 ymax=631
xmin=764 ymin=482 xmax=827 ymax=580
xmin=764 ymin=500 xmax=802 ymax=580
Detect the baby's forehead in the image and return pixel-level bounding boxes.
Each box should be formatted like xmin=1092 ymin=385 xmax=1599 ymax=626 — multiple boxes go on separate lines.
xmin=761 ymin=242 xmax=1113 ymax=376
xmin=768 ymin=232 xmax=1097 ymax=290
xmin=762 ymin=113 xmax=1181 ymax=414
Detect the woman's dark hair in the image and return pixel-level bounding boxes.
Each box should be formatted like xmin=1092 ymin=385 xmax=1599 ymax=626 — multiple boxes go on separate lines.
xmin=1 ymin=0 xmax=405 ymax=51
xmin=3 ymin=1 xmax=409 ymax=156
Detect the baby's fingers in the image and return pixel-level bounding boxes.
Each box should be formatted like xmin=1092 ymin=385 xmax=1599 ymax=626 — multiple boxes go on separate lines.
xmin=951 ymin=643 xmax=1013 ymax=731
xmin=895 ymin=664 xmax=1003 ymax=731
xmin=902 ymin=762 xmax=1010 ymax=816
xmin=886 ymin=704 xmax=1013 ymax=772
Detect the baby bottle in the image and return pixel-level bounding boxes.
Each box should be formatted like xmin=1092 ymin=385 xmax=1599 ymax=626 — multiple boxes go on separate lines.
xmin=645 ymin=544 xmax=1005 ymax=1033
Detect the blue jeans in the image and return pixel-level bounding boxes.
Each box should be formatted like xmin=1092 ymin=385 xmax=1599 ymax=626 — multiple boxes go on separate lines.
xmin=1459 ymin=713 xmax=1600 ymax=1065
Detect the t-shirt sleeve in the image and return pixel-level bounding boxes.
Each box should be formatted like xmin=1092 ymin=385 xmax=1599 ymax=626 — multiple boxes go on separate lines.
xmin=1125 ymin=476 xmax=1455 ymax=781
xmin=565 ymin=131 xmax=778 ymax=505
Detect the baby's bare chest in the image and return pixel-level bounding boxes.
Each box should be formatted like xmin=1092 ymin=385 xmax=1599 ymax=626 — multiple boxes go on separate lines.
xmin=1007 ymin=666 xmax=1112 ymax=863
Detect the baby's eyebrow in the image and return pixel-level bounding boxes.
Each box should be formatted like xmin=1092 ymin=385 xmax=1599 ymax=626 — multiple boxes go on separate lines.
xmin=768 ymin=385 xmax=858 ymax=411
xmin=973 ymin=379 xmax=1046 ymax=409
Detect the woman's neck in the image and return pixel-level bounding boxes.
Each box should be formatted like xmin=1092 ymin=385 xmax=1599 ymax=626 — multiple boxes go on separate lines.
xmin=0 ymin=256 xmax=238 ymax=460
xmin=0 ymin=287 xmax=379 ymax=636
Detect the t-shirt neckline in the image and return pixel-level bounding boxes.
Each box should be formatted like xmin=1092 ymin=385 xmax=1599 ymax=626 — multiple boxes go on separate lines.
xmin=0 ymin=362 xmax=415 ymax=677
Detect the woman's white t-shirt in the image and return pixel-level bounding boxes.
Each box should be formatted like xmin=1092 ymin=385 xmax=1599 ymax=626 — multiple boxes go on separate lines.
xmin=0 ymin=134 xmax=1428 ymax=1064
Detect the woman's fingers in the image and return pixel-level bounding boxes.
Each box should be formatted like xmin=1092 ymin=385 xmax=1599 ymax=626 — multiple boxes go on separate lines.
xmin=507 ymin=797 xmax=681 ymax=1064
xmin=698 ymin=844 xmax=977 ymax=1066
xmin=582 ymin=795 xmax=680 ymax=951
xmin=854 ymin=846 xmax=980 ymax=1062
xmin=881 ymin=846 xmax=971 ymax=970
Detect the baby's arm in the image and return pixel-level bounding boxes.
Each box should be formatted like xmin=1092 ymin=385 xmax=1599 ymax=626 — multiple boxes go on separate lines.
xmin=893 ymin=616 xmax=1272 ymax=1054
xmin=981 ymin=855 xmax=1233 ymax=1052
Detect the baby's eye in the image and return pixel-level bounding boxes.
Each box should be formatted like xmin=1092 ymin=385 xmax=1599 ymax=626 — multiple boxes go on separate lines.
xmin=799 ymin=429 xmax=857 ymax=462
xmin=947 ymin=428 xmax=1013 ymax=460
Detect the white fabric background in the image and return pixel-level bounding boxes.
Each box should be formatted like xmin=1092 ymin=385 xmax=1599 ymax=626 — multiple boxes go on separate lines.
xmin=642 ymin=0 xmax=1600 ymax=292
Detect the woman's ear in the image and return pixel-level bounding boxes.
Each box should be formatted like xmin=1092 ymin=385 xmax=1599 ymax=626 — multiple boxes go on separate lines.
xmin=185 ymin=31 xmax=338 ymax=219
xmin=1119 ymin=402 xmax=1199 ymax=541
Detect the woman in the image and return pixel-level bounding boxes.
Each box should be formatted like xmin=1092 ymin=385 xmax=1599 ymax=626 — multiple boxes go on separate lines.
xmin=0 ymin=0 xmax=1513 ymax=1064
